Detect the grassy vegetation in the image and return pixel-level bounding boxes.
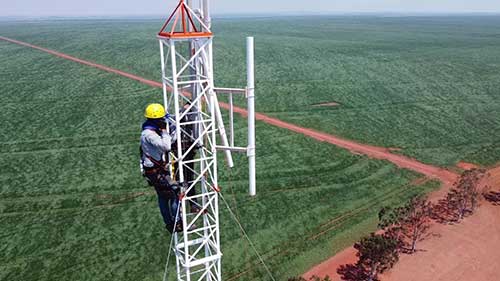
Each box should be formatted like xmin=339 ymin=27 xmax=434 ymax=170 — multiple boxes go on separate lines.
xmin=0 ymin=39 xmax=437 ymax=280
xmin=1 ymin=16 xmax=500 ymax=167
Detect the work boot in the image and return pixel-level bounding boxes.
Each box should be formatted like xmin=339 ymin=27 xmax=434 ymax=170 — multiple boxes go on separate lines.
xmin=174 ymin=221 xmax=197 ymax=233
xmin=174 ymin=222 xmax=184 ymax=233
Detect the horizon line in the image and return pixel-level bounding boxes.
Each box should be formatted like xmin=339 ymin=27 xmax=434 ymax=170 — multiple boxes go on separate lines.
xmin=2 ymin=11 xmax=500 ymax=20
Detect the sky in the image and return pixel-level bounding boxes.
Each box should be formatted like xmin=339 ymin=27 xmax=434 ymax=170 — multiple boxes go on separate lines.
xmin=2 ymin=0 xmax=500 ymax=17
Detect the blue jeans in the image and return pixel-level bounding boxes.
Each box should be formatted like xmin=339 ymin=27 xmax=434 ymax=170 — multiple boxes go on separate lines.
xmin=155 ymin=188 xmax=180 ymax=232
xmin=146 ymin=172 xmax=180 ymax=232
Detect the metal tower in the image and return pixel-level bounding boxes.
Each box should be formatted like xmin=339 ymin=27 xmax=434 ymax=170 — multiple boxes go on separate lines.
xmin=157 ymin=0 xmax=255 ymax=280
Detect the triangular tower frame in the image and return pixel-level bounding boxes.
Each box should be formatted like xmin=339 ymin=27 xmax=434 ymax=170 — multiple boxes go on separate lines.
xmin=158 ymin=0 xmax=212 ymax=39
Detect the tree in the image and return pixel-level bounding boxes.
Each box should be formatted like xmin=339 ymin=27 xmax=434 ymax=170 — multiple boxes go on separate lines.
xmin=446 ymin=187 xmax=468 ymax=221
xmin=378 ymin=206 xmax=405 ymax=250
xmin=379 ymin=196 xmax=433 ymax=253
xmin=446 ymin=169 xmax=485 ymax=220
xmin=338 ymin=233 xmax=399 ymax=281
xmin=404 ymin=197 xmax=433 ymax=253
xmin=337 ymin=263 xmax=370 ymax=281
xmin=484 ymin=191 xmax=500 ymax=205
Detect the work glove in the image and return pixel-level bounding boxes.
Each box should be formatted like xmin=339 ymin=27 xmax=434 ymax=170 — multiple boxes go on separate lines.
xmin=170 ymin=183 xmax=179 ymax=192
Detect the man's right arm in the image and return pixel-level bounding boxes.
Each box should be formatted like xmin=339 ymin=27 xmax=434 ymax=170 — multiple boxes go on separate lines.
xmin=145 ymin=130 xmax=172 ymax=152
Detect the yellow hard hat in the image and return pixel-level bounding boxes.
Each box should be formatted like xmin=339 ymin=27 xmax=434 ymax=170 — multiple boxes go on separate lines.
xmin=144 ymin=103 xmax=166 ymax=119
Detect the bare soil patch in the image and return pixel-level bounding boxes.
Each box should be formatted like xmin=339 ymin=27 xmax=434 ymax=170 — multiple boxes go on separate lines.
xmin=304 ymin=166 xmax=500 ymax=281
xmin=410 ymin=176 xmax=430 ymax=186
xmin=312 ymin=102 xmax=340 ymax=107
xmin=456 ymin=161 xmax=480 ymax=171
xmin=382 ymin=201 xmax=500 ymax=281
xmin=303 ymin=247 xmax=358 ymax=280
xmin=485 ymin=165 xmax=500 ymax=188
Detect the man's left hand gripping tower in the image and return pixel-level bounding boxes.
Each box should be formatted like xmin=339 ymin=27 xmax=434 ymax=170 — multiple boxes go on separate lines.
xmin=157 ymin=0 xmax=256 ymax=280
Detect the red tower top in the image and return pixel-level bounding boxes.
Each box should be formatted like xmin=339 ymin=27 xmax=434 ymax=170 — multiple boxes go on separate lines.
xmin=158 ymin=0 xmax=212 ymax=39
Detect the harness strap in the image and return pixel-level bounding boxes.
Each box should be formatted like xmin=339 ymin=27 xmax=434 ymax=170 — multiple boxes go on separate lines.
xmin=145 ymin=153 xmax=165 ymax=168
xmin=140 ymin=146 xmax=167 ymax=171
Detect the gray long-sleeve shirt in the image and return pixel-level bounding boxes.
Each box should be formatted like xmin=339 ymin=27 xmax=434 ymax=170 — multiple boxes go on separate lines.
xmin=140 ymin=129 xmax=173 ymax=168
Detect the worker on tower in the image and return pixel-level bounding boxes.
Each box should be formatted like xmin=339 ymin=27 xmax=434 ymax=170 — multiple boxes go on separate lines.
xmin=140 ymin=103 xmax=182 ymax=233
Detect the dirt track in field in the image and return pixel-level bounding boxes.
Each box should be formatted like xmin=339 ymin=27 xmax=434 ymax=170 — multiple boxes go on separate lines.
xmin=0 ymin=36 xmax=163 ymax=88
xmin=0 ymin=36 xmax=459 ymax=186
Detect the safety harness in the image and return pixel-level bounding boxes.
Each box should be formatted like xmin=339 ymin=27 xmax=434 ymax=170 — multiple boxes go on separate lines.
xmin=140 ymin=123 xmax=169 ymax=177
xmin=140 ymin=147 xmax=167 ymax=175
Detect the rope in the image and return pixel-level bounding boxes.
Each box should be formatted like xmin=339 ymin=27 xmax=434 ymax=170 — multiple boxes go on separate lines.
xmin=162 ymin=199 xmax=181 ymax=281
xmin=226 ymin=171 xmax=249 ymax=260
xmin=219 ymin=193 xmax=277 ymax=281
xmin=226 ymin=171 xmax=244 ymax=232
xmin=160 ymin=177 xmax=275 ymax=281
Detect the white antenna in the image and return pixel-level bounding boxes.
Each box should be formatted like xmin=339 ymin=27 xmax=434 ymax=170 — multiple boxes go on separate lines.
xmin=247 ymin=37 xmax=256 ymax=196
xmin=157 ymin=0 xmax=256 ymax=280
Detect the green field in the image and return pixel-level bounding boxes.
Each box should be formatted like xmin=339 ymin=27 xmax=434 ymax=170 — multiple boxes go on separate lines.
xmin=1 ymin=15 xmax=498 ymax=280
xmin=1 ymin=16 xmax=500 ymax=167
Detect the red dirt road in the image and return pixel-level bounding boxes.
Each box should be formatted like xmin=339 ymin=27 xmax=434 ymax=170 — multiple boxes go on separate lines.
xmin=0 ymin=35 xmax=458 ymax=186
xmin=0 ymin=36 xmax=163 ymax=88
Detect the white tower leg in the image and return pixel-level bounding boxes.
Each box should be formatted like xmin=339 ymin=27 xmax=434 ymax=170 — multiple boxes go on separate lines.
xmin=159 ymin=37 xmax=222 ymax=281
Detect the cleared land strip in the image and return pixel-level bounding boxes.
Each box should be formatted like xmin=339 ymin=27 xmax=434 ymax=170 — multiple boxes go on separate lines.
xmin=0 ymin=36 xmax=459 ymax=185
